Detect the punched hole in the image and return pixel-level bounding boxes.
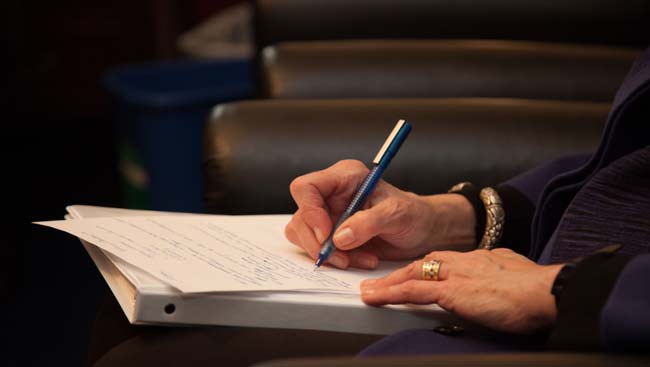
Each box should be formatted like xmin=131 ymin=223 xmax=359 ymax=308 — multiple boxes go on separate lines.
xmin=164 ymin=303 xmax=176 ymax=315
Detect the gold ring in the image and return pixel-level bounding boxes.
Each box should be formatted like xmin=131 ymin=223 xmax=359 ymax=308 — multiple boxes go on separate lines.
xmin=422 ymin=260 xmax=442 ymax=281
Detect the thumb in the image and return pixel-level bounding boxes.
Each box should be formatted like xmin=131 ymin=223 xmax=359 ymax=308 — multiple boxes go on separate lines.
xmin=332 ymin=199 xmax=404 ymax=250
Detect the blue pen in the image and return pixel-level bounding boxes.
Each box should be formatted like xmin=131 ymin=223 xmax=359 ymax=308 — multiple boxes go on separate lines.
xmin=315 ymin=119 xmax=412 ymax=269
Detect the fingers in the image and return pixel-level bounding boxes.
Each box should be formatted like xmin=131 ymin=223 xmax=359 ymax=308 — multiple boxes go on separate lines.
xmin=285 ymin=210 xmax=349 ymax=269
xmin=285 ymin=210 xmax=320 ymax=258
xmin=286 ymin=159 xmax=422 ymax=270
xmin=286 ymin=160 xmax=369 ymax=259
xmin=362 ymin=279 xmax=444 ymax=306
xmin=289 ymin=160 xmax=368 ymax=211
xmin=360 ymin=251 xmax=458 ymax=306
xmin=299 ymin=206 xmax=333 ymax=247
xmin=286 ymin=216 xmax=378 ymax=270
xmin=285 ymin=224 xmax=299 ymax=245
xmin=361 ymin=261 xmax=422 ymax=290
xmin=362 ymin=251 xmax=456 ymax=288
xmin=332 ymin=196 xmax=408 ymax=251
xmin=347 ymin=249 xmax=379 ymax=270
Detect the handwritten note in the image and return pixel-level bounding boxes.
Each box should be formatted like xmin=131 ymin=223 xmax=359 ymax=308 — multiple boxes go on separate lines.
xmin=36 ymin=215 xmax=403 ymax=293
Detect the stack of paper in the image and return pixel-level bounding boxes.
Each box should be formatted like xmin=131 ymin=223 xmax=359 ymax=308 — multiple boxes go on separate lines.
xmin=35 ymin=205 xmax=456 ymax=335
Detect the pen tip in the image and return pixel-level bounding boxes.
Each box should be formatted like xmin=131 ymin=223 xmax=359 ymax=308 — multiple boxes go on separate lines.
xmin=313 ymin=266 xmax=319 ymax=272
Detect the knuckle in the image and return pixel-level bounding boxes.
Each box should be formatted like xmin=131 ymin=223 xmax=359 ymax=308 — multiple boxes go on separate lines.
xmin=437 ymin=288 xmax=455 ymax=311
xmin=285 ymin=216 xmax=298 ymax=233
xmin=334 ymin=159 xmax=357 ymax=171
xmin=350 ymin=210 xmax=381 ymax=238
xmin=384 ymin=198 xmax=403 ymax=218
xmin=340 ymin=159 xmax=365 ymax=169
xmin=399 ymin=199 xmax=417 ymax=224
xmin=339 ymin=159 xmax=369 ymax=176
xmin=425 ymin=250 xmax=453 ymax=261
xmin=355 ymin=210 xmax=379 ymax=234
xmin=289 ymin=176 xmax=306 ymax=196
xmin=295 ymin=208 xmax=308 ymax=222
xmin=407 ymin=260 xmax=419 ymax=272
xmin=378 ymin=198 xmax=411 ymax=229
xmin=408 ymin=260 xmax=421 ymax=278
xmin=467 ymin=249 xmax=488 ymax=261
xmin=399 ymin=280 xmax=419 ymax=297
xmin=301 ymin=206 xmax=322 ymax=220
xmin=491 ymin=248 xmax=511 ymax=257
xmin=492 ymin=248 xmax=514 ymax=256
xmin=284 ymin=223 xmax=294 ymax=239
xmin=425 ymin=251 xmax=439 ymax=259
xmin=298 ymin=207 xmax=327 ymax=229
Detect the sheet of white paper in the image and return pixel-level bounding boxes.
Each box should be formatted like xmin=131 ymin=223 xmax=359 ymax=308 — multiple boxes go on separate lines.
xmin=36 ymin=215 xmax=405 ymax=293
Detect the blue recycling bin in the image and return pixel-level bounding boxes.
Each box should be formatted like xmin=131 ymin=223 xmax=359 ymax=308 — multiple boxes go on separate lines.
xmin=104 ymin=59 xmax=254 ymax=213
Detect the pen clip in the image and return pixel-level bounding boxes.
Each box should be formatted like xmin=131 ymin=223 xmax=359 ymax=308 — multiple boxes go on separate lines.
xmin=373 ymin=119 xmax=408 ymax=165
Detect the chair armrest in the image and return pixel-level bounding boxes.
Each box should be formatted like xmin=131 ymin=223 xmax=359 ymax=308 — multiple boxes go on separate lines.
xmin=203 ymin=98 xmax=607 ymax=214
xmin=252 ymin=353 xmax=650 ymax=367
xmin=261 ymin=40 xmax=639 ymax=101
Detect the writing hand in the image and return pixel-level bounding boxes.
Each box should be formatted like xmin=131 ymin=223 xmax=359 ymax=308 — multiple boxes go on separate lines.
xmin=285 ymin=159 xmax=476 ymax=269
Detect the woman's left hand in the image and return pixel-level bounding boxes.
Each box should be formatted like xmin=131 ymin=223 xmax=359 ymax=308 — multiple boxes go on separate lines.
xmin=361 ymin=248 xmax=564 ymax=334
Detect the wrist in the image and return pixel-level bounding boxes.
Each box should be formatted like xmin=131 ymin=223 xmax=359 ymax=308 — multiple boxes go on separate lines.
xmin=537 ymin=264 xmax=565 ymax=327
xmin=422 ymin=193 xmax=476 ymax=252
xmin=446 ymin=182 xmax=505 ymax=250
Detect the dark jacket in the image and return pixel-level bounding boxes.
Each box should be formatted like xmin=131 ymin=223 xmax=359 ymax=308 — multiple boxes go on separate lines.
xmin=502 ymin=45 xmax=650 ymax=352
xmin=362 ymin=46 xmax=650 ymax=356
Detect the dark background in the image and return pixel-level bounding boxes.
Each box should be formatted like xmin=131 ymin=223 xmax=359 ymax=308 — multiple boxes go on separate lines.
xmin=3 ymin=1 xmax=241 ymax=365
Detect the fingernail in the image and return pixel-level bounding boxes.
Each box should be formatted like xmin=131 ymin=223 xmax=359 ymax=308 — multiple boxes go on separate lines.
xmin=361 ymin=279 xmax=377 ymax=287
xmin=333 ymin=227 xmax=355 ymax=248
xmin=362 ymin=288 xmax=375 ymax=295
xmin=328 ymin=253 xmax=347 ymax=268
xmin=313 ymin=227 xmax=325 ymax=244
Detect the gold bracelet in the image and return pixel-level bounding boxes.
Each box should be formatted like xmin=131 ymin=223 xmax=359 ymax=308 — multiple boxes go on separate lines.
xmin=478 ymin=187 xmax=504 ymax=249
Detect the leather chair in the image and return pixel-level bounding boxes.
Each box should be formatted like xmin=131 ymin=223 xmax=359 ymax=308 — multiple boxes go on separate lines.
xmin=205 ymin=39 xmax=641 ymax=214
xmin=202 ymin=0 xmax=649 ymax=365
xmin=204 ymin=98 xmax=608 ymax=214
xmin=253 ymin=0 xmax=650 ymax=50
xmin=260 ymin=40 xmax=639 ymax=101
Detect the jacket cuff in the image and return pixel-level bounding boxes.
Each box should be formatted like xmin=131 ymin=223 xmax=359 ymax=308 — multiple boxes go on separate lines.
xmin=448 ymin=183 xmax=484 ymax=246
xmin=547 ymin=248 xmax=631 ymax=350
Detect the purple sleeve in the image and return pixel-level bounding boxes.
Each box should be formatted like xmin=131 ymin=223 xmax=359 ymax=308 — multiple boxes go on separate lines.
xmin=600 ymin=254 xmax=650 ymax=352
xmin=501 ymin=153 xmax=591 ymax=206
xmin=494 ymin=153 xmax=591 ymax=255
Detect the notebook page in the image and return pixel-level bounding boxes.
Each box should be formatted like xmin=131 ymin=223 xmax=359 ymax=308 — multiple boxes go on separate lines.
xmin=67 ymin=205 xmax=197 ymax=291
xmin=36 ymin=215 xmax=405 ymax=293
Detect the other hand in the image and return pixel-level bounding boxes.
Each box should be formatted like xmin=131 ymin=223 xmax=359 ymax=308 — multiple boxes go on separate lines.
xmin=361 ymin=248 xmax=564 ymax=334
xmin=285 ymin=159 xmax=476 ymax=269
